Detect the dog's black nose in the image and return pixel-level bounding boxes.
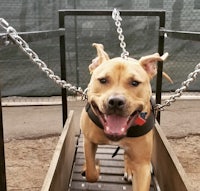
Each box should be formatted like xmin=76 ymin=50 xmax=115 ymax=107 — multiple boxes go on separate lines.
xmin=108 ymin=95 xmax=125 ymax=110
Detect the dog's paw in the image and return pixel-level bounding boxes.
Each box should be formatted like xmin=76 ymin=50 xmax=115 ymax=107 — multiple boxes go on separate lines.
xmin=81 ymin=159 xmax=100 ymax=182
xmin=81 ymin=170 xmax=86 ymax=177
xmin=123 ymin=171 xmax=133 ymax=183
xmin=123 ymin=156 xmax=134 ymax=183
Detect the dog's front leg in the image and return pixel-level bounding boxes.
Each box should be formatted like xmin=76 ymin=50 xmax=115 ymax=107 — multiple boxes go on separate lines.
xmin=124 ymin=131 xmax=153 ymax=191
xmin=124 ymin=154 xmax=151 ymax=191
xmin=132 ymin=162 xmax=151 ymax=191
xmin=82 ymin=138 xmax=100 ymax=182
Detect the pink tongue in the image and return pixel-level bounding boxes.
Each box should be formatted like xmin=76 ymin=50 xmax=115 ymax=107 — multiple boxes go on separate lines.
xmin=104 ymin=114 xmax=128 ymax=135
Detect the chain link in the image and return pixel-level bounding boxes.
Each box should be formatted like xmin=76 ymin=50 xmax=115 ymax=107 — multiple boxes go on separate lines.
xmin=0 ymin=18 xmax=87 ymax=99
xmin=112 ymin=8 xmax=129 ymax=59
xmin=155 ymin=62 xmax=200 ymax=111
xmin=0 ymin=18 xmax=9 ymax=30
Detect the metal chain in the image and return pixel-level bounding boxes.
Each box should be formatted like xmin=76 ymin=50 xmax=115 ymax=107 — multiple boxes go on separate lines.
xmin=111 ymin=10 xmax=200 ymax=112
xmin=1 ymin=17 xmax=200 ymax=107
xmin=112 ymin=8 xmax=129 ymax=59
xmin=0 ymin=18 xmax=87 ymax=99
xmin=155 ymin=62 xmax=200 ymax=111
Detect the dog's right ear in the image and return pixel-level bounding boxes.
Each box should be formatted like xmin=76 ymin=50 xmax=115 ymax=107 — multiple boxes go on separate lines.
xmin=139 ymin=52 xmax=173 ymax=84
xmin=89 ymin=43 xmax=110 ymax=74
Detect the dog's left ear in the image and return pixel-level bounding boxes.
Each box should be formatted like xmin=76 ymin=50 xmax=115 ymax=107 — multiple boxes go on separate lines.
xmin=89 ymin=43 xmax=110 ymax=74
xmin=139 ymin=52 xmax=169 ymax=79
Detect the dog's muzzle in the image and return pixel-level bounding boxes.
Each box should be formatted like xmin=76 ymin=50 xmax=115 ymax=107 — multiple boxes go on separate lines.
xmin=91 ymin=95 xmax=144 ymax=141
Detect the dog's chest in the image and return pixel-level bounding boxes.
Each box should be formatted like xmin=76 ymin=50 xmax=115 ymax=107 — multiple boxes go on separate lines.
xmin=108 ymin=140 xmax=129 ymax=151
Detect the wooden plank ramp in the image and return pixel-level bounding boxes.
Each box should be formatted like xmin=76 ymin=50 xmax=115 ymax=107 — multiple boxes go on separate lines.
xmin=42 ymin=111 xmax=190 ymax=191
xmin=69 ymin=135 xmax=156 ymax=191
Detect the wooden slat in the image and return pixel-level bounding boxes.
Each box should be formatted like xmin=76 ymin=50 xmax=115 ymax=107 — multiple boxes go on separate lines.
xmin=75 ymin=158 xmax=124 ymax=167
xmin=70 ymin=181 xmax=132 ymax=191
xmin=77 ymin=146 xmax=124 ymax=155
xmin=41 ymin=111 xmax=76 ymax=191
xmin=152 ymin=122 xmax=191 ymax=191
xmin=75 ymin=152 xmax=124 ymax=160
xmin=73 ymin=165 xmax=124 ymax=175
xmin=72 ymin=172 xmax=128 ymax=184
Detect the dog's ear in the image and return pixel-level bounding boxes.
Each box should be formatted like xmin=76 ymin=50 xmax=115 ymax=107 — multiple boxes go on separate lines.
xmin=139 ymin=52 xmax=173 ymax=83
xmin=89 ymin=43 xmax=110 ymax=74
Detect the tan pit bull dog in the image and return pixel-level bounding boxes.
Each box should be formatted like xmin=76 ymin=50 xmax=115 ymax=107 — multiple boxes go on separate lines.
xmin=80 ymin=43 xmax=170 ymax=191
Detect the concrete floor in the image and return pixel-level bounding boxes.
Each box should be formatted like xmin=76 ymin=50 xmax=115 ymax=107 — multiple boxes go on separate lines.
xmin=2 ymin=99 xmax=200 ymax=141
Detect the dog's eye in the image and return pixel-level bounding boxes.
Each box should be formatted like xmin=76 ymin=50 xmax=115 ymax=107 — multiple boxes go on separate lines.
xmin=131 ymin=81 xmax=140 ymax=87
xmin=98 ymin=78 xmax=107 ymax=84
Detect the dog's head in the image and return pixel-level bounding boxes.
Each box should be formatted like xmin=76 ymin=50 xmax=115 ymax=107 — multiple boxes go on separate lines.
xmin=87 ymin=43 xmax=169 ymax=141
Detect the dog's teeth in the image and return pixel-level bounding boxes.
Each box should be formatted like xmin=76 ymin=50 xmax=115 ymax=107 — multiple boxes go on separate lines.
xmin=121 ymin=127 xmax=125 ymax=132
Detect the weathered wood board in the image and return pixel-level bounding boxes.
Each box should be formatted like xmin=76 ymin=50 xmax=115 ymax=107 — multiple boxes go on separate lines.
xmin=152 ymin=122 xmax=191 ymax=191
xmin=41 ymin=111 xmax=77 ymax=191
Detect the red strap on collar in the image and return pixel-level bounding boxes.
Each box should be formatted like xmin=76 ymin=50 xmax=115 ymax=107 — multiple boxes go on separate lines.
xmin=134 ymin=112 xmax=147 ymax=126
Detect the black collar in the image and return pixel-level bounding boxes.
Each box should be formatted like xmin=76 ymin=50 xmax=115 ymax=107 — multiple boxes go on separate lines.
xmin=85 ymin=102 xmax=155 ymax=138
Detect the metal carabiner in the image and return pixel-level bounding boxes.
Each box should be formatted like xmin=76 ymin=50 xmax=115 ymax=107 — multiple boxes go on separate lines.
xmin=112 ymin=8 xmax=122 ymax=21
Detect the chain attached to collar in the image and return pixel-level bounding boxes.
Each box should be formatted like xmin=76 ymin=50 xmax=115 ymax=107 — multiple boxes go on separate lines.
xmin=1 ymin=15 xmax=200 ymax=107
xmin=112 ymin=8 xmax=200 ymax=113
xmin=154 ymin=62 xmax=200 ymax=113
xmin=112 ymin=8 xmax=129 ymax=59
xmin=0 ymin=17 xmax=88 ymax=99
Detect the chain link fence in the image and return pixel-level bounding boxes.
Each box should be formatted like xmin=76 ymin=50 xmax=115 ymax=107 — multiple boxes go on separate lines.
xmin=0 ymin=0 xmax=199 ymax=96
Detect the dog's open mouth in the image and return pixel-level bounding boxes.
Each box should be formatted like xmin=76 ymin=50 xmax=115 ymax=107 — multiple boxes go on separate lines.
xmin=92 ymin=103 xmax=139 ymax=141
